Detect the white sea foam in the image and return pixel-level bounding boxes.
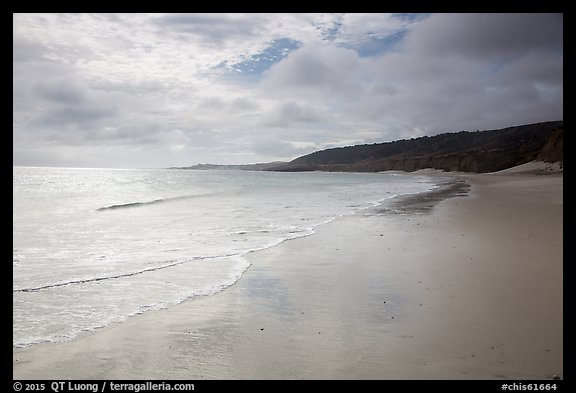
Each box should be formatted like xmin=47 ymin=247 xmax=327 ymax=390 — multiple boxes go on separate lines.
xmin=13 ymin=167 xmax=442 ymax=347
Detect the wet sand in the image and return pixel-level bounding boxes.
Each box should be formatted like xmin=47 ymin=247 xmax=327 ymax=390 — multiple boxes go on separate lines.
xmin=13 ymin=172 xmax=563 ymax=380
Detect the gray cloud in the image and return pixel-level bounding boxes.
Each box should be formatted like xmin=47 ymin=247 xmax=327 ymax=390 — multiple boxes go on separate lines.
xmin=14 ymin=58 xmax=117 ymax=144
xmin=229 ymin=97 xmax=260 ymax=112
xmin=260 ymin=13 xmax=563 ymax=141
xmin=261 ymin=43 xmax=362 ymax=96
xmin=35 ymin=80 xmax=86 ymax=105
xmin=37 ymin=106 xmax=116 ymax=129
xmin=404 ymin=13 xmax=563 ymax=60
xmin=13 ymin=39 xmax=50 ymax=63
xmin=154 ymin=13 xmax=260 ymax=47
xmin=261 ymin=101 xmax=328 ymax=128
xmin=194 ymin=96 xmax=260 ymax=117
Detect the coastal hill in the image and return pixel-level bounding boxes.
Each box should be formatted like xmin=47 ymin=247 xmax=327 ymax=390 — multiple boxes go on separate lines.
xmin=267 ymin=121 xmax=563 ymax=173
xmin=174 ymin=121 xmax=563 ymax=173
xmin=171 ymin=161 xmax=287 ymax=171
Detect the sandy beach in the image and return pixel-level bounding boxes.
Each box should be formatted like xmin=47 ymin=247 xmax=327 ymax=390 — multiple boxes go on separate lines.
xmin=13 ymin=170 xmax=563 ymax=380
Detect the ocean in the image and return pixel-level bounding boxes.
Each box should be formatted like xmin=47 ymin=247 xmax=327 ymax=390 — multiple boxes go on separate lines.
xmin=13 ymin=167 xmax=441 ymax=348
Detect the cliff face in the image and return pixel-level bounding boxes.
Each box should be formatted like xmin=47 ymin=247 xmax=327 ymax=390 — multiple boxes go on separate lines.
xmin=537 ymin=126 xmax=563 ymax=163
xmin=270 ymin=121 xmax=563 ymax=173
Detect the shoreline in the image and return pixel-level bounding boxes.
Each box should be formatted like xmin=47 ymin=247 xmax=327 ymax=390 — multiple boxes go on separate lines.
xmin=13 ymin=171 xmax=562 ymax=379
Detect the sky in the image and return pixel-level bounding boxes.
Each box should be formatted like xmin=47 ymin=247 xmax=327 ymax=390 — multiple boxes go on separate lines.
xmin=13 ymin=13 xmax=563 ymax=168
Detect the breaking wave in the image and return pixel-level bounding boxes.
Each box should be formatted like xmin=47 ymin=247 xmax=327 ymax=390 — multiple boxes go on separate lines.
xmin=96 ymin=194 xmax=210 ymax=211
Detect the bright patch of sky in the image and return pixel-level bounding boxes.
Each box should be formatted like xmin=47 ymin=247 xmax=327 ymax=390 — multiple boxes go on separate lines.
xmin=219 ymin=38 xmax=302 ymax=77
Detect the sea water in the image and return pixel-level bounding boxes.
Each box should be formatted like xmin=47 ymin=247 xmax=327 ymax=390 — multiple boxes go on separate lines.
xmin=13 ymin=167 xmax=439 ymax=347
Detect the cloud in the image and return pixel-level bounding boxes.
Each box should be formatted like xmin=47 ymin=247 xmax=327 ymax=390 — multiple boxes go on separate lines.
xmin=261 ymin=43 xmax=362 ymax=97
xmin=334 ymin=13 xmax=413 ymax=46
xmin=34 ymin=80 xmax=86 ymax=105
xmin=260 ymin=13 xmax=563 ymax=140
xmin=250 ymin=136 xmax=316 ymax=159
xmin=196 ymin=96 xmax=259 ymax=112
xmin=154 ymin=13 xmax=260 ymax=45
xmin=13 ymin=38 xmax=50 ymax=63
xmin=261 ymin=101 xmax=328 ymax=128
xmin=404 ymin=13 xmax=563 ymax=60
xmin=13 ymin=13 xmax=563 ymax=168
xmin=36 ymin=106 xmax=116 ymax=130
